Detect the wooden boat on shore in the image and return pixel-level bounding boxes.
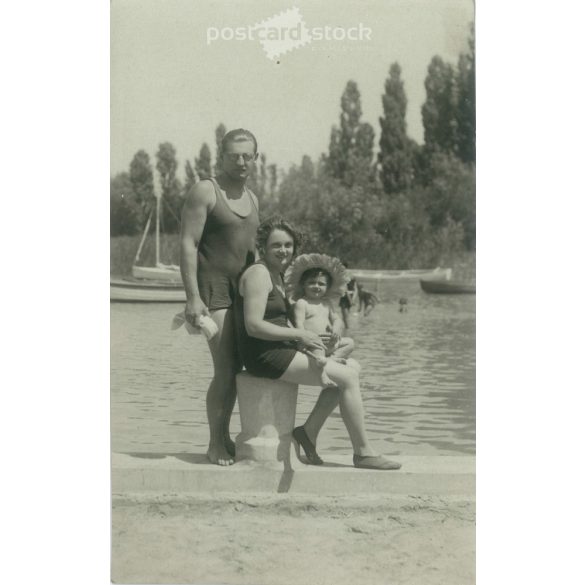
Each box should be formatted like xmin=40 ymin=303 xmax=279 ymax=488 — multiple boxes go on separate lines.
xmin=110 ymin=278 xmax=186 ymax=303
xmin=132 ymin=263 xmax=181 ymax=282
xmin=352 ymin=267 xmax=452 ymax=282
xmin=420 ymin=279 xmax=476 ymax=295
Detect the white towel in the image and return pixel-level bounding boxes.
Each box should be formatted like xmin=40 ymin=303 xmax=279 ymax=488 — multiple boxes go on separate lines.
xmin=171 ymin=311 xmax=218 ymax=339
xmin=171 ymin=311 xmax=199 ymax=335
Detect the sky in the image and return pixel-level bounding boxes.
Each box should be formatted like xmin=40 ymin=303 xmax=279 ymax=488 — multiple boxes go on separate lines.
xmin=111 ymin=0 xmax=474 ymax=177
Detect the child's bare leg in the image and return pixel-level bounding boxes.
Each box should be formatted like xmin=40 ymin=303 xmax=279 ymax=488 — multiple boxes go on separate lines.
xmin=328 ymin=338 xmax=361 ymax=372
xmin=304 ymin=348 xmax=334 ymax=386
xmin=330 ymin=337 xmax=355 ymax=360
xmin=329 ymin=339 xmax=362 ymax=372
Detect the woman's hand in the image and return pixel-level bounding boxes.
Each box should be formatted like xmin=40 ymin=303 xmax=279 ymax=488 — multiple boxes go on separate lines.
xmin=297 ymin=329 xmax=327 ymax=352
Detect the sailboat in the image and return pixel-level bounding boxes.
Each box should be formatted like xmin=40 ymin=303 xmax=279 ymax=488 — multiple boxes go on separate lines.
xmin=131 ymin=181 xmax=181 ymax=282
xmin=111 ymin=182 xmax=186 ymax=302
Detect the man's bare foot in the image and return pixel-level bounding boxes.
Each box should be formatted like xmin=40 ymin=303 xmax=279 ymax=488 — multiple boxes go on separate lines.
xmin=224 ymin=437 xmax=236 ymax=458
xmin=207 ymin=444 xmax=234 ymax=466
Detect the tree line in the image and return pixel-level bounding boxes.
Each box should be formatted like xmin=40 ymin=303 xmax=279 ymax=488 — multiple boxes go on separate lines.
xmin=111 ymin=25 xmax=474 ymax=268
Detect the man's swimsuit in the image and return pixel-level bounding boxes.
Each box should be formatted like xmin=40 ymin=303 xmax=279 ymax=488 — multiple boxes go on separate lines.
xmin=197 ymin=178 xmax=259 ymax=311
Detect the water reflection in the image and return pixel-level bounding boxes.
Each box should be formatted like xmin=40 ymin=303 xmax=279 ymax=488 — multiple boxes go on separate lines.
xmin=111 ymin=282 xmax=475 ymax=456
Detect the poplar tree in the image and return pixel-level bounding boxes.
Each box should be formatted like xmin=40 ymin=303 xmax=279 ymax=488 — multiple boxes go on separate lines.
xmin=378 ymin=63 xmax=415 ymax=195
xmin=129 ymin=150 xmax=154 ymax=227
xmin=195 ymin=143 xmax=212 ymax=180
xmin=156 ymin=142 xmax=183 ymax=233
xmin=456 ymin=25 xmax=475 ymax=163
xmin=214 ymin=123 xmax=227 ymax=174
xmin=326 ymin=81 xmax=375 ymax=186
xmin=268 ymin=163 xmax=278 ymax=198
xmin=421 ymin=56 xmax=459 ymax=156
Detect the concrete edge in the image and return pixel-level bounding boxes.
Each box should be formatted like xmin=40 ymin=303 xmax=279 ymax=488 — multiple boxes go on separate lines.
xmin=112 ymin=453 xmax=476 ymax=497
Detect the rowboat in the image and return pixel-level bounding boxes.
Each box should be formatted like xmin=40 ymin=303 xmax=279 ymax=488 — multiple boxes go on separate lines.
xmin=110 ymin=278 xmax=186 ymax=303
xmin=420 ymin=279 xmax=476 ymax=294
xmin=351 ymin=267 xmax=452 ymax=282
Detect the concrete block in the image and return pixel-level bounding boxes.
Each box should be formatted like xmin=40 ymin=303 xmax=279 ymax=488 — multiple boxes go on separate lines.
xmin=235 ymin=372 xmax=298 ymax=464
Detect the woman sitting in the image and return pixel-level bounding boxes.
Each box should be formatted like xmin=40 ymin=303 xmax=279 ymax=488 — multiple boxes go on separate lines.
xmin=233 ymin=216 xmax=400 ymax=470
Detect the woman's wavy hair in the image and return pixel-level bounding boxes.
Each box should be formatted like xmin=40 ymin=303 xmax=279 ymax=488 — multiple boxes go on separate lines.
xmin=256 ymin=215 xmax=304 ymax=258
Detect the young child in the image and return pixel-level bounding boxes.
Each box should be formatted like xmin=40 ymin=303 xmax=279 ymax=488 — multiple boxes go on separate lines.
xmin=285 ymin=254 xmax=360 ymax=385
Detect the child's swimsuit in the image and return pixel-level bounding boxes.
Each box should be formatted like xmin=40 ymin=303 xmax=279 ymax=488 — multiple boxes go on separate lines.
xmin=234 ymin=261 xmax=298 ymax=379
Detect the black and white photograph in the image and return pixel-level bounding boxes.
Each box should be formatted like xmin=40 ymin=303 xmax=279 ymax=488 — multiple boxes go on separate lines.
xmin=7 ymin=2 xmax=585 ymax=585
xmin=110 ymin=1 xmax=476 ymax=583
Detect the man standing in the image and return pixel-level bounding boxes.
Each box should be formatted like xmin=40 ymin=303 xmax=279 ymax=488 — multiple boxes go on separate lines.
xmin=180 ymin=129 xmax=260 ymax=465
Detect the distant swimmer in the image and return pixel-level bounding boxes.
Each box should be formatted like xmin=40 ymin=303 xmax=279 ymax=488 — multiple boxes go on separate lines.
xmin=357 ymin=284 xmax=380 ymax=317
xmin=399 ymin=297 xmax=408 ymax=313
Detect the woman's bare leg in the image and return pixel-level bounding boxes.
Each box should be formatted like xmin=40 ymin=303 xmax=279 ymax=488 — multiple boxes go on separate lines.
xmin=303 ymin=386 xmax=340 ymax=445
xmin=279 ymin=353 xmax=375 ymax=456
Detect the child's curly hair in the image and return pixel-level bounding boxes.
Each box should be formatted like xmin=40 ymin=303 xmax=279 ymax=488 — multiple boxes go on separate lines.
xmin=256 ymin=216 xmax=304 ymax=258
xmin=300 ymin=267 xmax=333 ymax=290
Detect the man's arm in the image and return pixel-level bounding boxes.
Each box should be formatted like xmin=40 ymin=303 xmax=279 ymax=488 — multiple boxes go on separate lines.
xmin=180 ymin=181 xmax=215 ymax=325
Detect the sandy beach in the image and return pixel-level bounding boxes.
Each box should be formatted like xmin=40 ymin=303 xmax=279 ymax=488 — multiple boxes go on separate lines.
xmin=112 ymin=491 xmax=475 ymax=585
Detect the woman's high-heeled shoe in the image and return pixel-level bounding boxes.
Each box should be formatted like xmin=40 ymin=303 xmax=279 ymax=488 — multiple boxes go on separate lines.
xmin=292 ymin=426 xmax=324 ymax=465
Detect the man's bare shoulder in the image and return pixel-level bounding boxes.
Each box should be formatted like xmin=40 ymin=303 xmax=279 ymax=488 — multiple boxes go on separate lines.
xmin=185 ymin=179 xmax=216 ymax=208
xmin=247 ymin=186 xmax=260 ymax=208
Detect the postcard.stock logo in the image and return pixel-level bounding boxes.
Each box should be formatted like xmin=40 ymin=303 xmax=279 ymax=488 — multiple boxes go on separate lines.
xmin=206 ymin=6 xmax=373 ymax=61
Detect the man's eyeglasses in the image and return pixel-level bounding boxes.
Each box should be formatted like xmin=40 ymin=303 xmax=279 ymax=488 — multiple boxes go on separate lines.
xmin=224 ymin=153 xmax=256 ymax=163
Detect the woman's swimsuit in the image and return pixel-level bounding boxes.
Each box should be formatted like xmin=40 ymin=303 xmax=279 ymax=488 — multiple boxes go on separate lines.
xmin=196 ymin=178 xmax=259 ymax=311
xmin=234 ymin=261 xmax=298 ymax=379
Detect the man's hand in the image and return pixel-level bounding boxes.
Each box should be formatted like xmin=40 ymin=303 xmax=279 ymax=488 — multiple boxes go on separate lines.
xmin=185 ymin=297 xmax=209 ymax=328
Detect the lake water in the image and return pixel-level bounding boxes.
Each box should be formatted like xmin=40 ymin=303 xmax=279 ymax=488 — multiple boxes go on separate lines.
xmin=111 ymin=281 xmax=475 ymax=457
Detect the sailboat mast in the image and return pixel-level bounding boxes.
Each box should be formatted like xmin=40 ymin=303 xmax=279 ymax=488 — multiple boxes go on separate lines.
xmin=155 ymin=181 xmax=161 ymax=267
xmin=134 ymin=209 xmax=153 ymax=264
